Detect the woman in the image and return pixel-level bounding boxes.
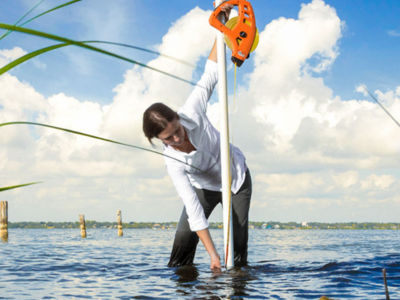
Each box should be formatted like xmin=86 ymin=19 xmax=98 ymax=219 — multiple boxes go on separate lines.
xmin=142 ymin=4 xmax=251 ymax=270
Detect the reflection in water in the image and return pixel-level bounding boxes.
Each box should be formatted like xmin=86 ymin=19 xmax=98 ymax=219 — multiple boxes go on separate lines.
xmin=172 ymin=265 xmax=258 ymax=299
xmin=173 ymin=265 xmax=200 ymax=283
xmin=172 ymin=265 xmax=203 ymax=298
xmin=224 ymin=267 xmax=254 ymax=299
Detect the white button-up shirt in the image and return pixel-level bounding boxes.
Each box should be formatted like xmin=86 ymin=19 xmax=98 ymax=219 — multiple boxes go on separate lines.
xmin=163 ymin=60 xmax=247 ymax=232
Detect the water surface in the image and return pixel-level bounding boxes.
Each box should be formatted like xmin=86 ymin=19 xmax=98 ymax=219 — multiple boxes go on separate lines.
xmin=1 ymin=229 xmax=399 ymax=299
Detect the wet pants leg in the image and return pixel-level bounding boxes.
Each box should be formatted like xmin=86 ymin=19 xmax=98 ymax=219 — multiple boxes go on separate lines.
xmin=168 ymin=169 xmax=252 ymax=267
xmin=231 ymin=169 xmax=252 ymax=265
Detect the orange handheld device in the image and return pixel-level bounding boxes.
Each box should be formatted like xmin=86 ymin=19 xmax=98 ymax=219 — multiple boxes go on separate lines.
xmin=209 ymin=0 xmax=258 ymax=67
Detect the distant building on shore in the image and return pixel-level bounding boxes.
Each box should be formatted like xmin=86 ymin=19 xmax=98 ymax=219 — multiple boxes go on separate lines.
xmin=153 ymin=224 xmax=162 ymax=229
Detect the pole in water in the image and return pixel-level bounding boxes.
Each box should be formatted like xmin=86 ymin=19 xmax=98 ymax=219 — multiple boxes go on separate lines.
xmin=117 ymin=210 xmax=123 ymax=237
xmin=214 ymin=0 xmax=234 ymax=269
xmin=383 ymin=269 xmax=390 ymax=300
xmin=0 ymin=201 xmax=8 ymax=242
xmin=79 ymin=214 xmax=87 ymax=238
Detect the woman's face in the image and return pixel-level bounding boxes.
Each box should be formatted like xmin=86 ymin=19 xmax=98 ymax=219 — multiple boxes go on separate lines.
xmin=157 ymin=118 xmax=185 ymax=146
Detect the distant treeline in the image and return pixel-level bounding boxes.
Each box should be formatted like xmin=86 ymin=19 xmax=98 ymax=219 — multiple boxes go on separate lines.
xmin=7 ymin=221 xmax=400 ymax=230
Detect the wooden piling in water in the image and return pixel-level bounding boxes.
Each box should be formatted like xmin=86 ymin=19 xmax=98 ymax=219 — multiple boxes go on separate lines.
xmin=383 ymin=269 xmax=390 ymax=300
xmin=79 ymin=214 xmax=87 ymax=238
xmin=0 ymin=201 xmax=8 ymax=242
xmin=117 ymin=210 xmax=123 ymax=237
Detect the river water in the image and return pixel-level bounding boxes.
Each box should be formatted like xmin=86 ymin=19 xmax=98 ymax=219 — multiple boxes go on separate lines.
xmin=1 ymin=229 xmax=399 ymax=299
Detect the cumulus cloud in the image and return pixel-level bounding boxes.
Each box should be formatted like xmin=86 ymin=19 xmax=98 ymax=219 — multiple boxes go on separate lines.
xmin=226 ymin=0 xmax=400 ymax=221
xmin=1 ymin=1 xmax=400 ymax=223
xmin=355 ymin=84 xmax=369 ymax=97
xmin=0 ymin=47 xmax=27 ymax=68
xmin=0 ymin=7 xmax=215 ymax=221
xmin=100 ymin=7 xmax=215 ymax=145
xmin=238 ymin=0 xmax=343 ymax=151
xmin=0 ymin=46 xmax=46 ymax=71
xmin=231 ymin=0 xmax=400 ymax=166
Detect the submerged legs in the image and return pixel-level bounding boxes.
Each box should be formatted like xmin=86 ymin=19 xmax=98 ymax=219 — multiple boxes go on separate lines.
xmin=168 ymin=169 xmax=252 ymax=267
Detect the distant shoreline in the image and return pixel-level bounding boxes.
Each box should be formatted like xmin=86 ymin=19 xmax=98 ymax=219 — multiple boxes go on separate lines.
xmin=7 ymin=221 xmax=400 ymax=230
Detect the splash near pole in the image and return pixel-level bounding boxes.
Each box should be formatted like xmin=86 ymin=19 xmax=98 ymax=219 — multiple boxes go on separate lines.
xmin=212 ymin=0 xmax=235 ymax=269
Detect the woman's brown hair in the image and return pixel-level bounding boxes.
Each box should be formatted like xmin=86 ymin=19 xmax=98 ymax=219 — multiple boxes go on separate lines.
xmin=142 ymin=103 xmax=179 ymax=146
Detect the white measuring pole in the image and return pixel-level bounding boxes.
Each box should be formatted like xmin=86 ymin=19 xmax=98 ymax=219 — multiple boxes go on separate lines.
xmin=215 ymin=0 xmax=234 ymax=269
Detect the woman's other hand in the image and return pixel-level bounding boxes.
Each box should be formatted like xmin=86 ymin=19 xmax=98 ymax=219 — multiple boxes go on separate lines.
xmin=220 ymin=2 xmax=234 ymax=21
xmin=214 ymin=1 xmax=234 ymax=21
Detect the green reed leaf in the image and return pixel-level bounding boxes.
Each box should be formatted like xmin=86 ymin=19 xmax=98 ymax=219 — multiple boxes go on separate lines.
xmin=0 ymin=43 xmax=70 ymax=74
xmin=0 ymin=182 xmax=42 ymax=193
xmin=83 ymin=40 xmax=198 ymax=70
xmin=0 ymin=121 xmax=206 ymax=173
xmin=0 ymin=23 xmax=198 ymax=86
xmin=0 ymin=0 xmax=81 ymax=41
xmin=19 ymin=0 xmax=82 ymax=28
xmin=0 ymin=40 xmax=200 ymax=76
xmin=0 ymin=0 xmax=45 ymax=41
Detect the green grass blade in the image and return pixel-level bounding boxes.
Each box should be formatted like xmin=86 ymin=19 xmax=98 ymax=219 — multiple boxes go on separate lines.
xmin=0 ymin=182 xmax=42 ymax=192
xmin=20 ymin=0 xmax=82 ymax=27
xmin=0 ymin=121 xmax=206 ymax=173
xmin=0 ymin=43 xmax=69 ymax=74
xmin=0 ymin=0 xmax=45 ymax=41
xmin=0 ymin=41 xmax=199 ymax=76
xmin=83 ymin=40 xmax=198 ymax=70
xmin=0 ymin=23 xmax=198 ymax=86
xmin=1 ymin=0 xmax=82 ymax=41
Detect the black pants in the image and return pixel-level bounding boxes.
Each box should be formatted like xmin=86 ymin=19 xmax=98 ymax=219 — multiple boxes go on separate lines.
xmin=168 ymin=169 xmax=252 ymax=267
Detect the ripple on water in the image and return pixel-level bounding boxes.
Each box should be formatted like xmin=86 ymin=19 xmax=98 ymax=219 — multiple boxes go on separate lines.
xmin=1 ymin=229 xmax=400 ymax=299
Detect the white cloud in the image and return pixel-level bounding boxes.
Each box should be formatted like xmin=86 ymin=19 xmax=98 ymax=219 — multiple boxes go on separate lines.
xmin=230 ymin=0 xmax=344 ymax=153
xmin=100 ymin=7 xmax=215 ymax=145
xmin=388 ymin=30 xmax=400 ymax=37
xmin=0 ymin=46 xmax=47 ymax=71
xmin=1 ymin=1 xmax=400 ymax=223
xmin=0 ymin=6 xmax=216 ymax=222
xmin=0 ymin=47 xmax=27 ymax=68
xmin=230 ymin=0 xmax=400 ymax=166
xmin=355 ymin=84 xmax=368 ymax=97
xmin=255 ymin=170 xmax=396 ymax=198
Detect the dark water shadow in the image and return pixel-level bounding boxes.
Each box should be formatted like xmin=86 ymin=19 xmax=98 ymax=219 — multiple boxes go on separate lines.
xmin=172 ymin=264 xmax=200 ymax=284
xmin=170 ymin=264 xmax=260 ymax=299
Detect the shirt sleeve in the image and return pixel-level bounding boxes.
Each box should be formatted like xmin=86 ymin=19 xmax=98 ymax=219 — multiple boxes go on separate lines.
xmin=166 ymin=164 xmax=209 ymax=232
xmin=181 ymin=59 xmax=218 ymax=116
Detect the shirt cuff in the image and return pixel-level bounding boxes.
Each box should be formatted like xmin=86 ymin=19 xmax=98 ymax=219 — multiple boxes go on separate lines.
xmin=189 ymin=217 xmax=209 ymax=232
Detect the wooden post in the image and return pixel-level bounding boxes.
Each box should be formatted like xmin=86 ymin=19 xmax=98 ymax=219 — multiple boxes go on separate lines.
xmin=117 ymin=210 xmax=123 ymax=237
xmin=0 ymin=201 xmax=8 ymax=242
xmin=79 ymin=214 xmax=87 ymax=238
xmin=383 ymin=269 xmax=390 ymax=300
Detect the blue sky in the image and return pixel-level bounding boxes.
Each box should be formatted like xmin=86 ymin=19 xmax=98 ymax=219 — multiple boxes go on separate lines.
xmin=1 ymin=0 xmax=400 ymax=223
xmin=1 ymin=0 xmax=399 ymax=103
